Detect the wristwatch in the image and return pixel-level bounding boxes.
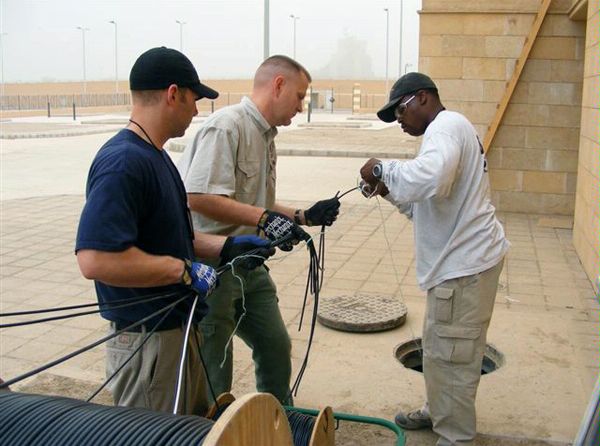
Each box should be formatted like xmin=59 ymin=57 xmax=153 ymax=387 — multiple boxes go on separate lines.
xmin=372 ymin=162 xmax=383 ymax=180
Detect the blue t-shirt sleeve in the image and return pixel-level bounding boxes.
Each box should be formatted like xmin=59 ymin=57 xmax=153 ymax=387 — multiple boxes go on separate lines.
xmin=76 ymin=169 xmax=144 ymax=252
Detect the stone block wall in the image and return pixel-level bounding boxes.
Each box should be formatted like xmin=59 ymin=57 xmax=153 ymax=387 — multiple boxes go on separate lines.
xmin=573 ymin=0 xmax=599 ymax=292
xmin=419 ymin=0 xmax=585 ymax=215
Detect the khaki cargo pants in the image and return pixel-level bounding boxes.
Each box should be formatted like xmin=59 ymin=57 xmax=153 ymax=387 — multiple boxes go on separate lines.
xmin=106 ymin=325 xmax=209 ymax=416
xmin=422 ymin=259 xmax=504 ymax=446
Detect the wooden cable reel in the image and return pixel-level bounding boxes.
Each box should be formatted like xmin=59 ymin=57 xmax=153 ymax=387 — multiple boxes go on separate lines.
xmin=0 ymin=390 xmax=334 ymax=446
xmin=205 ymin=392 xmax=335 ymax=446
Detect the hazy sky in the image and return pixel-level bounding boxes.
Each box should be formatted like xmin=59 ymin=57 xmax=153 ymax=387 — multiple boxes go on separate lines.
xmin=1 ymin=0 xmax=421 ymax=83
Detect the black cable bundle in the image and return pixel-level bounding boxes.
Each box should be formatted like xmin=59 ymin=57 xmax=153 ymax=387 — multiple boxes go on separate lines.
xmin=285 ymin=409 xmax=317 ymax=446
xmin=290 ymin=235 xmax=322 ymax=397
xmin=0 ymin=392 xmax=214 ymax=446
xmin=288 ymin=187 xmax=361 ymax=399
xmin=0 ymin=293 xmax=192 ymax=391
xmin=0 ymin=291 xmax=185 ymax=329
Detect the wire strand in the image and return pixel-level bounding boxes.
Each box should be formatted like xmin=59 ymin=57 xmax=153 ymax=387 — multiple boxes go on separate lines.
xmin=0 ymin=291 xmax=183 ymax=318
xmin=86 ymin=304 xmax=178 ymax=403
xmin=374 ymin=196 xmax=421 ymax=352
xmin=0 ymin=291 xmax=183 ymax=329
xmin=0 ymin=293 xmax=194 ymax=390
xmin=173 ymin=294 xmax=200 ymax=414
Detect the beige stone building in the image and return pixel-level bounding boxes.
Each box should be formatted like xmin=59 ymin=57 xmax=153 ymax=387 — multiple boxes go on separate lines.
xmin=419 ymin=0 xmax=598 ymax=292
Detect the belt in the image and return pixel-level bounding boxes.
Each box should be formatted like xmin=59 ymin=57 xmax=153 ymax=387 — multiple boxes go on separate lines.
xmin=112 ymin=319 xmax=183 ymax=333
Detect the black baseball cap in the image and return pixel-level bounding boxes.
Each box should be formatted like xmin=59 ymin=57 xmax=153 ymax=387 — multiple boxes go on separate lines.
xmin=129 ymin=47 xmax=219 ymax=100
xmin=377 ymin=72 xmax=437 ymax=122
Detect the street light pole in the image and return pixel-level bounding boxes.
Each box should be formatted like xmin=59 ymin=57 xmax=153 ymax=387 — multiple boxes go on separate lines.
xmin=0 ymin=32 xmax=6 ymax=100
xmin=109 ymin=20 xmax=118 ymax=96
xmin=263 ymin=0 xmax=270 ymax=59
xmin=398 ymin=0 xmax=403 ymax=76
xmin=175 ymin=20 xmax=186 ymax=52
xmin=384 ymin=8 xmax=389 ymax=94
xmin=76 ymin=26 xmax=90 ymax=94
xmin=289 ymin=14 xmax=299 ymax=59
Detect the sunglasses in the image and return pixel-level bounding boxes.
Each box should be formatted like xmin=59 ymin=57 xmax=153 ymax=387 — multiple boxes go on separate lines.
xmin=394 ymin=95 xmax=416 ymax=119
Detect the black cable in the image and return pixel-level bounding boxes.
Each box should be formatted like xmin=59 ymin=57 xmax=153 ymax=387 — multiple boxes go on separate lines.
xmin=289 ymin=187 xmax=355 ymax=399
xmin=286 ymin=409 xmax=317 ymax=446
xmin=337 ymin=185 xmax=360 ymax=199
xmin=319 ymin=223 xmax=326 ymax=289
xmin=0 ymin=392 xmax=215 ymax=446
xmin=0 ymin=292 xmax=194 ymax=390
xmin=2 ymin=395 xmax=61 ymax=444
xmin=0 ymin=290 xmax=180 ymax=318
xmin=17 ymin=397 xmax=75 ymax=444
xmin=194 ymin=327 xmax=221 ymax=413
xmin=73 ymin=403 xmax=116 ymax=445
xmin=100 ymin=408 xmax=150 ymax=446
xmin=86 ymin=303 xmax=178 ymax=402
xmin=0 ymin=291 xmax=183 ymax=329
xmin=215 ymin=231 xmax=297 ymax=275
xmin=290 ymin=239 xmax=321 ymax=398
xmin=111 ymin=408 xmax=156 ymax=446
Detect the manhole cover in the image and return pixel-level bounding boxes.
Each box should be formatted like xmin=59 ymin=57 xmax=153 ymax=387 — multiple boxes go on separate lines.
xmin=394 ymin=337 xmax=504 ymax=375
xmin=317 ymin=293 xmax=407 ymax=333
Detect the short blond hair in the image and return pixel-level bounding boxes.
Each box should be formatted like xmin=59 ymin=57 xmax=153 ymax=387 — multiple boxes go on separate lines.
xmin=130 ymin=89 xmax=164 ymax=106
xmin=253 ymin=55 xmax=311 ymax=88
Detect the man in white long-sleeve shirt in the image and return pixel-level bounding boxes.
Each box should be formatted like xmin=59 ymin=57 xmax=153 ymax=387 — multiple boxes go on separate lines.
xmin=360 ymin=72 xmax=509 ymax=446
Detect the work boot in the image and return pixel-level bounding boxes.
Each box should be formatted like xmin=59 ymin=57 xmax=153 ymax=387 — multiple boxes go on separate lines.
xmin=394 ymin=408 xmax=433 ymax=430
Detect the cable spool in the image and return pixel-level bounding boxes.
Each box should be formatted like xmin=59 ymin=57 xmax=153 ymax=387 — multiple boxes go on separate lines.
xmin=286 ymin=406 xmax=334 ymax=446
xmin=205 ymin=392 xmax=236 ymax=420
xmin=0 ymin=391 xmax=293 ymax=446
xmin=202 ymin=393 xmax=293 ymax=445
xmin=206 ymin=393 xmax=334 ymax=446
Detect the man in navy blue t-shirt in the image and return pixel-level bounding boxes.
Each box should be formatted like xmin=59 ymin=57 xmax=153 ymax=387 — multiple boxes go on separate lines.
xmin=75 ymin=47 xmax=274 ymax=416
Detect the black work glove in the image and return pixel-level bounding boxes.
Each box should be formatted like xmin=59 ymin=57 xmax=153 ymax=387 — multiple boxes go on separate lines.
xmin=219 ymin=235 xmax=276 ymax=270
xmin=304 ymin=197 xmax=340 ymax=226
xmin=257 ymin=210 xmax=310 ymax=252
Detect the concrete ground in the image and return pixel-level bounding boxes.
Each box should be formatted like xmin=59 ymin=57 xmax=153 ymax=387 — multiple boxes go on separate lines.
xmin=0 ymin=111 xmax=598 ymax=445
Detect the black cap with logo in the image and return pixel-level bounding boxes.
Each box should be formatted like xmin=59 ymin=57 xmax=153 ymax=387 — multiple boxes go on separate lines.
xmin=377 ymin=72 xmax=438 ymax=123
xmin=129 ymin=47 xmax=219 ymax=100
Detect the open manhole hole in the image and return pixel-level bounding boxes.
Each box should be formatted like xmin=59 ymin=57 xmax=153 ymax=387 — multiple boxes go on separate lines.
xmin=394 ymin=338 xmax=504 ymax=375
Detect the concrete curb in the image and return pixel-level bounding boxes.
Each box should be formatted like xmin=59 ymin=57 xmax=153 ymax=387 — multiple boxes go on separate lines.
xmin=1 ymin=127 xmax=123 ymax=139
xmin=297 ymin=122 xmax=373 ymax=128
xmin=167 ymin=140 xmax=414 ymax=159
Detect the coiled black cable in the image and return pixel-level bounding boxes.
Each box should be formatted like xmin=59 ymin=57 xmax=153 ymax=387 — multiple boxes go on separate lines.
xmin=0 ymin=392 xmax=214 ymax=446
xmin=286 ymin=409 xmax=317 ymax=446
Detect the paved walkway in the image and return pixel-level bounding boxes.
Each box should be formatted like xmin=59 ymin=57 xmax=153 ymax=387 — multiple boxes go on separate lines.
xmin=0 ymin=114 xmax=598 ymax=445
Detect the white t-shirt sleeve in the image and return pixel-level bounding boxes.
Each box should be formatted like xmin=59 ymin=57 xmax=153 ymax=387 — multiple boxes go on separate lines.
xmin=382 ymin=131 xmax=461 ymax=205
xmin=179 ymin=125 xmax=239 ymax=196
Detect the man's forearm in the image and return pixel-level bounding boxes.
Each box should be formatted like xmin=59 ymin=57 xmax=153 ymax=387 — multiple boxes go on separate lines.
xmin=193 ymin=232 xmax=227 ymax=259
xmin=77 ymin=247 xmax=184 ymax=288
xmin=272 ymin=203 xmax=298 ymax=222
xmin=188 ymin=193 xmax=264 ymax=227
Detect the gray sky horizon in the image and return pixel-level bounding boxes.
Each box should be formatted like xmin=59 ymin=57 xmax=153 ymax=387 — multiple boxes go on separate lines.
xmin=1 ymin=0 xmax=421 ymax=83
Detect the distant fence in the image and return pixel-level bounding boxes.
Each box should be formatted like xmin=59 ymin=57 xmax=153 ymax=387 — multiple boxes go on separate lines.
xmin=300 ymin=89 xmax=388 ymax=113
xmin=1 ymin=93 xmax=131 ymax=111
xmin=0 ymin=89 xmax=389 ymax=114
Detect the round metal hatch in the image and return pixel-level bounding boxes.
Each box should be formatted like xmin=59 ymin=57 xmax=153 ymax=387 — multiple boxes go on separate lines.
xmin=317 ymin=293 xmax=408 ymax=333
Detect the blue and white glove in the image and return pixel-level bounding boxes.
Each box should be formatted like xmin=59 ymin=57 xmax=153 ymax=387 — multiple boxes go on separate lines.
xmin=257 ymin=210 xmax=310 ymax=252
xmin=181 ymin=260 xmax=218 ymax=298
xmin=219 ymin=235 xmax=276 ymax=269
